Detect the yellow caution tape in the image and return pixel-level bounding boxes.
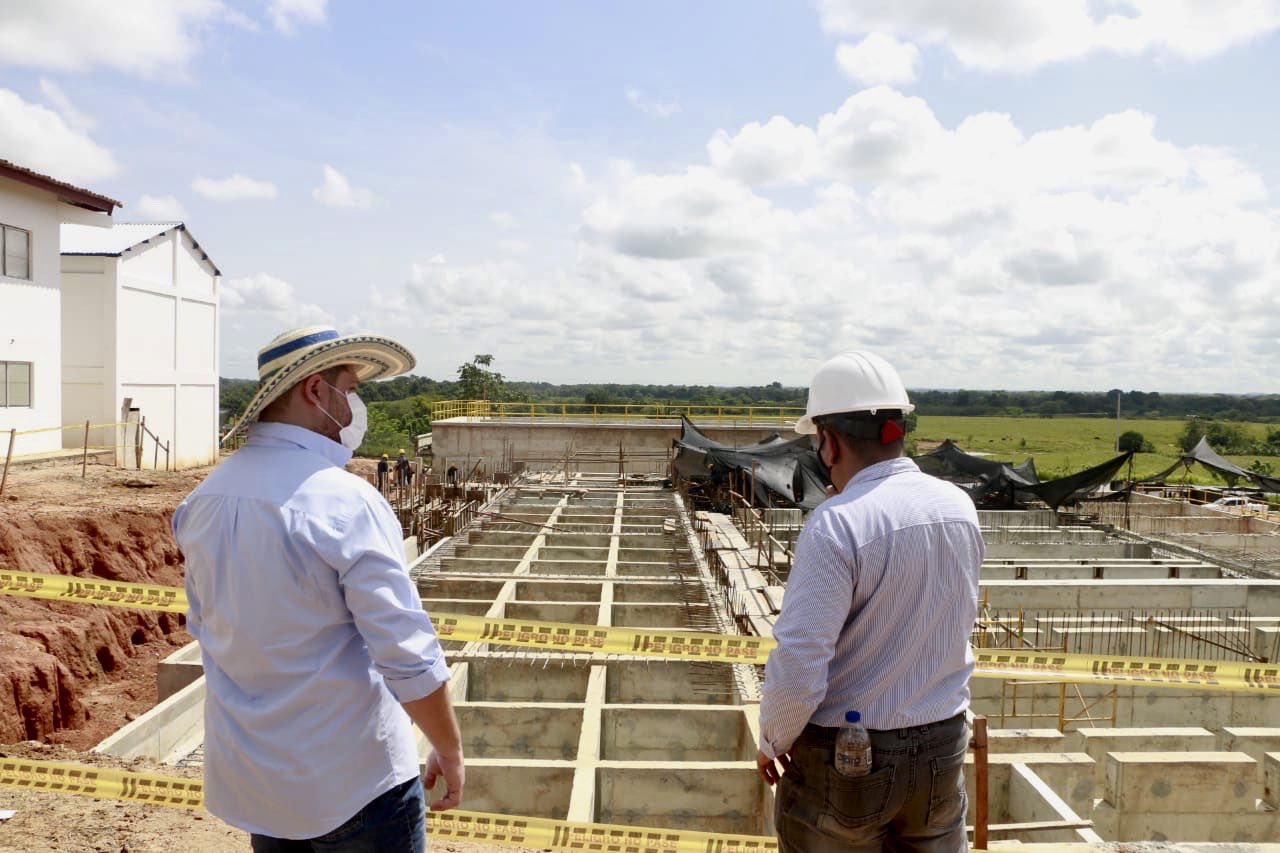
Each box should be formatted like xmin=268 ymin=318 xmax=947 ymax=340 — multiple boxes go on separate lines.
xmin=973 ymin=649 xmax=1280 ymax=693
xmin=431 ymin=810 xmax=776 ymax=852
xmin=0 ymin=570 xmax=185 ymax=613
xmin=3 ymin=570 xmax=1277 ymax=692
xmin=435 ymin=611 xmax=773 ymax=663
xmin=0 ymin=758 xmax=778 ymax=852
xmin=0 ymin=757 xmax=202 ymax=809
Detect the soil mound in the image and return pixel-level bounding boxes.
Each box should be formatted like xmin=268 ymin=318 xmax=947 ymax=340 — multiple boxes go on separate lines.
xmin=0 ymin=464 xmax=204 ymax=747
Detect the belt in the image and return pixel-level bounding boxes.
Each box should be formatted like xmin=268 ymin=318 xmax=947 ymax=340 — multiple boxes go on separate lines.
xmin=798 ymin=710 xmax=966 ymax=744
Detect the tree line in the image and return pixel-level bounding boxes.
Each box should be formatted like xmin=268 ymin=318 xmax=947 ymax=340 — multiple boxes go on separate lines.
xmin=219 ymin=356 xmax=1280 ymax=458
xmin=222 ymin=375 xmax=1280 ymax=424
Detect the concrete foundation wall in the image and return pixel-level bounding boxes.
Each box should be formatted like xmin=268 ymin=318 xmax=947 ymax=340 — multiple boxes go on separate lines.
xmin=1096 ymin=752 xmax=1275 ymax=842
xmin=156 ymin=640 xmax=203 ymax=701
xmin=979 ymin=578 xmax=1280 ymax=613
xmin=93 ymin=677 xmax=205 ymax=763
xmin=431 ymin=418 xmax=792 ymax=474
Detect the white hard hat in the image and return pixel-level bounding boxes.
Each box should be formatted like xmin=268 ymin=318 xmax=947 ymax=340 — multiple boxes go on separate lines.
xmin=795 ymin=350 xmax=914 ymax=435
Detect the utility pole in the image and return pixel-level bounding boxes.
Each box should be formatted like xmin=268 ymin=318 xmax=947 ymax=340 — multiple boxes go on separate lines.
xmin=1115 ymin=390 xmax=1122 ymax=452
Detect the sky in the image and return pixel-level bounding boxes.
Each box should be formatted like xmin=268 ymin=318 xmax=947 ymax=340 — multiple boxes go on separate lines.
xmin=2 ymin=0 xmax=1279 ymax=394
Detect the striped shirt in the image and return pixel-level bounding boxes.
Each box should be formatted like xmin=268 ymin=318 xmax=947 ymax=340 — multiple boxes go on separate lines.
xmin=759 ymin=456 xmax=983 ymax=758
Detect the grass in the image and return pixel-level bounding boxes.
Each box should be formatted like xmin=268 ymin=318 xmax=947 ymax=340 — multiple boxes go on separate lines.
xmin=914 ymin=416 xmax=1279 ymax=483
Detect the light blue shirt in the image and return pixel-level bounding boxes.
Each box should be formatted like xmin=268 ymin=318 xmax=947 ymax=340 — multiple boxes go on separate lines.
xmin=173 ymin=421 xmax=451 ymax=839
xmin=759 ymin=457 xmax=983 ymax=758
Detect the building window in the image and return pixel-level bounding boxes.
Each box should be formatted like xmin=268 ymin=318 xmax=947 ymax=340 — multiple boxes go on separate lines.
xmin=0 ymin=362 xmax=32 ymax=407
xmin=2 ymin=224 xmax=31 ymax=280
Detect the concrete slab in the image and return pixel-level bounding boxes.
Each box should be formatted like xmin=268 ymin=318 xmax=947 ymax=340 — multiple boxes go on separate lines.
xmin=1222 ymin=728 xmax=1280 ymax=781
xmin=1074 ymin=728 xmax=1216 ymax=782
xmin=604 ymin=662 xmax=738 ymax=705
xmin=594 ymin=765 xmax=765 ymax=834
xmin=601 ymin=707 xmax=754 ymax=761
xmin=463 ymin=661 xmax=592 ymax=703
xmin=455 ymin=704 xmax=583 ymax=760
xmin=1103 ymin=752 xmax=1257 ymax=813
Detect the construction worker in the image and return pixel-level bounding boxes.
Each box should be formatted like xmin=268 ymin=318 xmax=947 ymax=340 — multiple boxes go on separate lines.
xmin=377 ymin=453 xmax=390 ymax=491
xmin=396 ymin=449 xmax=410 ymax=486
xmin=173 ymin=325 xmax=463 ymax=851
xmin=757 ymin=351 xmax=983 ymax=852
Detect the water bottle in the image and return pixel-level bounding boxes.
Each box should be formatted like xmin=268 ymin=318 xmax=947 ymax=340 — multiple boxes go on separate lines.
xmin=834 ymin=710 xmax=871 ymax=777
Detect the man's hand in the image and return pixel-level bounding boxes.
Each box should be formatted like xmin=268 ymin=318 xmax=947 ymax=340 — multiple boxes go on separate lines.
xmin=424 ymin=749 xmax=464 ymax=811
xmin=756 ymin=749 xmax=791 ymax=786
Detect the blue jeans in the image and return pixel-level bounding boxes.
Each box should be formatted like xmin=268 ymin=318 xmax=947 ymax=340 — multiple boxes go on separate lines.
xmin=250 ymin=777 xmax=425 ymax=853
xmin=774 ymin=713 xmax=968 ymax=852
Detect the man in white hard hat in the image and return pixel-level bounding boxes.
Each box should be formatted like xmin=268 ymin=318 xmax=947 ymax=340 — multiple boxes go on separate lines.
xmin=756 ymin=351 xmax=983 ymax=852
xmin=173 ymin=325 xmax=463 ymax=852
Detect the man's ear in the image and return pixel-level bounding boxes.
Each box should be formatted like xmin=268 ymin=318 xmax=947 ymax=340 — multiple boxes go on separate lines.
xmin=299 ymin=373 xmax=326 ymax=407
xmin=819 ymin=427 xmax=839 ymax=467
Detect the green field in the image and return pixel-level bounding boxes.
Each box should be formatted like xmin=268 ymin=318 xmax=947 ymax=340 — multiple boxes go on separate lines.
xmin=914 ymin=416 xmax=1279 ymax=482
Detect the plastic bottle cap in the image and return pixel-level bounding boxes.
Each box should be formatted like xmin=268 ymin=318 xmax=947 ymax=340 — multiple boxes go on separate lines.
xmin=846 ymin=710 xmax=860 ymax=723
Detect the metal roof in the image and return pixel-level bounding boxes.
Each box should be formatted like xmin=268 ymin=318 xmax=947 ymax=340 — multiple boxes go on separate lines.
xmin=0 ymin=158 xmax=120 ymax=213
xmin=61 ymin=221 xmax=222 ymax=276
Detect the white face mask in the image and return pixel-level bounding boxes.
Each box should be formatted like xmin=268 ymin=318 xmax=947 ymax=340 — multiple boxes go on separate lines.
xmin=316 ymin=382 xmax=368 ymax=450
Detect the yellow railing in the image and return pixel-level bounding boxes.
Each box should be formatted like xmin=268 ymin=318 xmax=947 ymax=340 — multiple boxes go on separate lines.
xmin=430 ymin=400 xmax=804 ymax=426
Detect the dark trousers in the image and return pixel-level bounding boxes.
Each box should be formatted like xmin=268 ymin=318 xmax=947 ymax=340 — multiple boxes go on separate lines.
xmin=775 ymin=713 xmax=968 ymax=852
xmin=250 ymin=777 xmax=425 ymax=853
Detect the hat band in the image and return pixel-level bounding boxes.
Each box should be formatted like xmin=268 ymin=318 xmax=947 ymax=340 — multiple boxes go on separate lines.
xmin=257 ymin=329 xmax=341 ymax=379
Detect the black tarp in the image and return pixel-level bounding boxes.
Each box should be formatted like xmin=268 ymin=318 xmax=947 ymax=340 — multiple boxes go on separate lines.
xmin=1140 ymin=436 xmax=1280 ymax=493
xmin=671 ymin=418 xmax=828 ymax=510
xmin=912 ymin=440 xmax=1133 ymax=509
xmin=1021 ymin=450 xmax=1134 ymax=509
xmin=673 ymin=421 xmax=1134 ymax=511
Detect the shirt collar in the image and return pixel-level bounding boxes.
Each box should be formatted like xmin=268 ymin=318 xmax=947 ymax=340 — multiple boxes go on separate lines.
xmin=247 ymin=421 xmax=353 ymax=468
xmin=848 ymin=455 xmax=919 ymax=487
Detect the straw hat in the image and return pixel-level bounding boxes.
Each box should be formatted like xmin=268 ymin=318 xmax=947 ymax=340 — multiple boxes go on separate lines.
xmin=223 ymin=325 xmax=414 ymax=442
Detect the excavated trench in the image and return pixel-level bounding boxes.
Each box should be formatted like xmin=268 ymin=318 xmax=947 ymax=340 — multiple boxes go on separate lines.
xmin=0 ymin=507 xmax=191 ymax=746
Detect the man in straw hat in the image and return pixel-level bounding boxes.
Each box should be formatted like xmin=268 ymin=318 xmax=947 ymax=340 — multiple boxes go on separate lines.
xmin=173 ymin=325 xmax=463 ymax=851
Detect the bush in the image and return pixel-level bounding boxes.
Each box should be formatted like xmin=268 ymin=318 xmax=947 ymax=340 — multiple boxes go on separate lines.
xmin=1178 ymin=417 xmax=1247 ymax=453
xmin=1118 ymin=430 xmax=1154 ymax=453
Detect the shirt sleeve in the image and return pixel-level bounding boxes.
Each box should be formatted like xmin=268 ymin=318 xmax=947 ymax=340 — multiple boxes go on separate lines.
xmin=172 ymin=502 xmax=203 ymax=634
xmin=309 ymin=494 xmax=451 ymax=704
xmin=758 ymin=524 xmax=853 ymax=758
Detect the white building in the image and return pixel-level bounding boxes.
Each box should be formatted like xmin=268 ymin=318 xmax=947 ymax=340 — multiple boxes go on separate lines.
xmin=0 ymin=159 xmax=117 ymax=457
xmin=60 ymin=222 xmax=222 ymax=469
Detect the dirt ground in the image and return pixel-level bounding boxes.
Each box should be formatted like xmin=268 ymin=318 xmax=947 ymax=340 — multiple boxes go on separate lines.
xmin=0 ymin=744 xmax=550 ymax=853
xmin=0 ymin=459 xmax=543 ymax=852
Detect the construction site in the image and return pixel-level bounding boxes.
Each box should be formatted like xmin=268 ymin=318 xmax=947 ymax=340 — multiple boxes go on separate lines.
xmin=2 ymin=408 xmax=1280 ymax=850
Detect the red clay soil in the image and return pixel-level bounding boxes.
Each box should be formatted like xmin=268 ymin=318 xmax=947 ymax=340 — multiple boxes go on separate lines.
xmin=0 ymin=460 xmax=548 ymax=852
xmin=0 ymin=462 xmax=205 ymax=750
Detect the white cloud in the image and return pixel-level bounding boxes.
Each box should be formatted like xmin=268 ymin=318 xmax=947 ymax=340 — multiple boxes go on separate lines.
xmin=707 ymin=117 xmax=817 ymax=186
xmin=268 ymin=0 xmax=328 ymax=35
xmin=581 ymin=166 xmax=774 ymax=259
xmin=836 ymin=33 xmax=921 ymax=86
xmin=815 ymin=0 xmax=1280 ymax=72
xmin=312 ymin=164 xmax=374 ymax=209
xmin=192 ymin=173 xmax=278 ymax=202
xmin=135 ymin=195 xmax=187 ymax=220
xmin=0 ymin=0 xmax=242 ymax=77
xmin=38 ymin=79 xmax=94 ymax=131
xmin=554 ymin=85 xmax=1280 ymax=391
xmin=0 ymin=88 xmax=117 ymax=182
xmin=625 ymin=88 xmax=680 ymax=118
xmin=222 ymin=273 xmax=331 ymax=323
